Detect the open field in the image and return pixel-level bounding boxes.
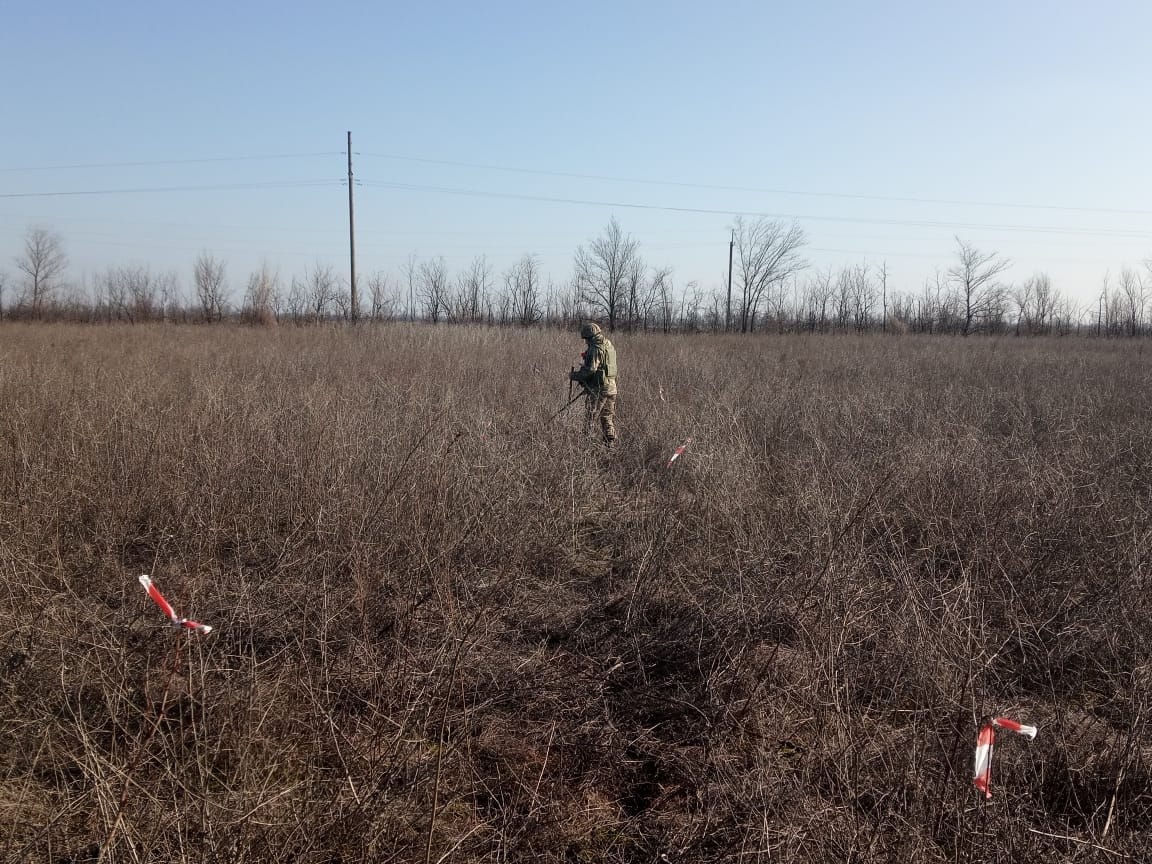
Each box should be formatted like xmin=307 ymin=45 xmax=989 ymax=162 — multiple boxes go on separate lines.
xmin=1 ymin=323 xmax=1150 ymax=863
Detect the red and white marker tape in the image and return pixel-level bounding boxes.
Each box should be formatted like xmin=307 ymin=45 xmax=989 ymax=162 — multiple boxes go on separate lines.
xmin=973 ymin=716 xmax=1037 ymax=799
xmin=667 ymin=438 xmax=692 ymax=468
xmin=139 ymin=574 xmax=213 ymax=634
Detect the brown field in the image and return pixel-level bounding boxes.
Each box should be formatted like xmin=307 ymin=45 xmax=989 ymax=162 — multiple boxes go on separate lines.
xmin=1 ymin=323 xmax=1150 ymax=863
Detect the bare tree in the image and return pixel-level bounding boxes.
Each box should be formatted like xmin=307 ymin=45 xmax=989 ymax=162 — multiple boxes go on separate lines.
xmin=1032 ymin=272 xmax=1056 ymax=334
xmin=15 ymin=227 xmax=68 ymax=318
xmin=496 ymin=285 xmax=513 ymax=325
xmin=889 ymin=290 xmax=915 ymax=331
xmin=1096 ymin=271 xmax=1111 ymax=336
xmin=305 ymin=262 xmax=339 ymax=320
xmin=1052 ymin=293 xmax=1080 ymax=336
xmin=622 ymin=256 xmax=651 ymax=330
xmin=833 ymin=267 xmax=853 ymax=330
xmin=58 ymin=274 xmax=91 ymax=322
xmin=850 ymin=262 xmax=877 ymax=331
xmin=542 ymin=278 xmax=558 ymax=326
xmin=573 ymin=217 xmax=641 ymax=331
xmin=1118 ymin=267 xmax=1145 ymax=337
xmin=704 ymin=287 xmax=726 ymax=332
xmin=453 ymin=255 xmax=491 ymax=323
xmin=101 ymin=266 xmax=163 ymax=323
xmin=157 ymin=271 xmax=181 ymax=322
xmin=285 ymin=277 xmax=308 ymax=323
xmin=193 ymin=252 xmax=228 ymax=322
xmin=503 ymin=253 xmax=543 ymax=327
xmin=1012 ymin=272 xmax=1057 ymax=335
xmin=331 ymin=281 xmax=352 ymax=320
xmin=948 ymin=237 xmax=1010 ymax=336
xmin=1011 ymin=277 xmax=1035 ymax=335
xmin=629 ymin=259 xmax=666 ymax=330
xmin=0 ymin=270 xmax=7 ymax=320
xmin=102 ymin=268 xmax=127 ymax=322
xmin=801 ymin=267 xmax=833 ymax=332
xmin=366 ymin=271 xmax=394 ymax=321
xmin=417 ymin=258 xmax=450 ymax=323
xmin=650 ymin=267 xmax=675 ymax=333
xmin=244 ymin=262 xmax=279 ymax=326
xmin=731 ymin=216 xmax=807 ymax=332
xmin=878 ymin=261 xmax=889 ymax=332
xmin=403 ymin=254 xmax=419 ymax=320
xmin=680 ymin=280 xmax=703 ymax=333
xmin=552 ymin=277 xmax=579 ymax=328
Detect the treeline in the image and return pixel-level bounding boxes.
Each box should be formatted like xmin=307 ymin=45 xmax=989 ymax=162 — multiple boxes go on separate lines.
xmin=4 ymin=220 xmax=1151 ymax=336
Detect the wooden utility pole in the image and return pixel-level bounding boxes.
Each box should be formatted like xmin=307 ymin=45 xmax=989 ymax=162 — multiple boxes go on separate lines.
xmin=725 ymin=229 xmax=734 ymax=332
xmin=347 ymin=131 xmax=358 ymax=322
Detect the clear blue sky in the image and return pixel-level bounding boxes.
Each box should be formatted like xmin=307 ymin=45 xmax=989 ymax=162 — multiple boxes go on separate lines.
xmin=3 ymin=0 xmax=1150 ymax=309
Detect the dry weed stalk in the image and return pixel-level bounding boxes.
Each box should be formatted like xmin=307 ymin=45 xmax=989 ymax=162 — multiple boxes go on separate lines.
xmin=1 ymin=324 xmax=1150 ymax=862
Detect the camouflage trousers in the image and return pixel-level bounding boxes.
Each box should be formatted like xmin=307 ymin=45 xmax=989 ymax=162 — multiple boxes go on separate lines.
xmin=585 ymin=394 xmax=617 ymax=444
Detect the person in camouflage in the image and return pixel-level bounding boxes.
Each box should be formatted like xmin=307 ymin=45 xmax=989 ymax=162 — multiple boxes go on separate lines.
xmin=570 ymin=322 xmax=618 ymax=445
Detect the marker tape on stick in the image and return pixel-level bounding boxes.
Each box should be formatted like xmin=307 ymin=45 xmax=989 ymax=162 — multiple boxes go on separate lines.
xmin=139 ymin=574 xmax=213 ymax=634
xmin=667 ymin=438 xmax=692 ymax=468
xmin=973 ymin=716 xmax=1037 ymax=799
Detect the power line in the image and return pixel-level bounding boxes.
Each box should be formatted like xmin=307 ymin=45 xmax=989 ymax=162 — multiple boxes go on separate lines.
xmin=0 ymin=152 xmax=343 ymax=172
xmin=0 ymin=179 xmax=342 ymax=199
xmin=359 ymin=180 xmax=1152 ymax=241
xmin=0 ymin=212 xmax=628 ymax=238
xmin=358 ymin=151 xmax=1152 ymax=218
xmin=55 ymin=236 xmax=337 ymax=259
xmin=4 ymin=146 xmax=1145 ymax=218
xmin=0 ymin=214 xmax=352 ymax=236
xmin=807 ymin=246 xmax=951 ymax=260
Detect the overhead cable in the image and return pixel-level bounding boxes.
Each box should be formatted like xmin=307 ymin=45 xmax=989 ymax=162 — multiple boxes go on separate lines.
xmin=358 ymin=151 xmax=1152 ymax=217
xmin=0 ymin=152 xmax=343 ymax=172
xmin=0 ymin=180 xmax=342 ymax=199
xmin=359 ymin=180 xmax=1152 ymax=240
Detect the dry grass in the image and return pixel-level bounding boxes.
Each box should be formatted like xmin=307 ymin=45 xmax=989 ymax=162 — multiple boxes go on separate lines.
xmin=1 ymin=323 xmax=1150 ymax=863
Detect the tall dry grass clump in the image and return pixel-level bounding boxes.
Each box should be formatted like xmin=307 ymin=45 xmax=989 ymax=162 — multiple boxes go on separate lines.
xmin=1 ymin=323 xmax=1149 ymax=862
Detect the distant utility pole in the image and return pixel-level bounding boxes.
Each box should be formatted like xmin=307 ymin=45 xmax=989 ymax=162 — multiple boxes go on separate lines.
xmin=725 ymin=229 xmax=734 ymax=332
xmin=347 ymin=131 xmax=358 ymax=322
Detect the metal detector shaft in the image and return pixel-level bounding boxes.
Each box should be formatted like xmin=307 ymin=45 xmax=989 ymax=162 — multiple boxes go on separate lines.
xmin=550 ymin=389 xmax=587 ymax=420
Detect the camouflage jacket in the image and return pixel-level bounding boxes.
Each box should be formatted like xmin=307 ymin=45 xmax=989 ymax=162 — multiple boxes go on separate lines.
xmin=574 ymin=334 xmax=618 ymax=396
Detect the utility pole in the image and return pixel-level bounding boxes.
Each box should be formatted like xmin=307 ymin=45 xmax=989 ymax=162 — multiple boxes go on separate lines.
xmin=725 ymin=229 xmax=734 ymax=332
xmin=347 ymin=131 xmax=358 ymax=322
